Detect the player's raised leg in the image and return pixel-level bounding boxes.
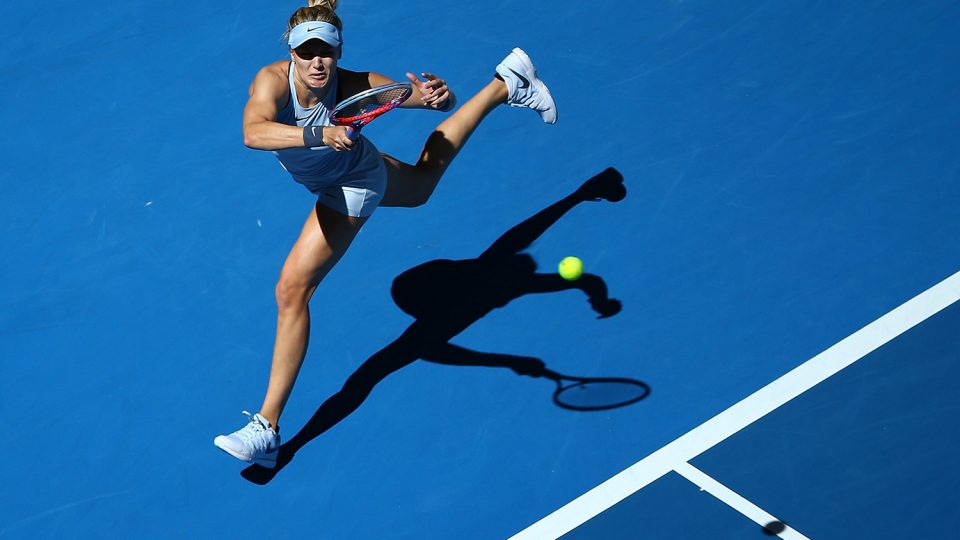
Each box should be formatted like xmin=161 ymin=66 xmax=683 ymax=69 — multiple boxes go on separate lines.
xmin=380 ymin=47 xmax=556 ymax=208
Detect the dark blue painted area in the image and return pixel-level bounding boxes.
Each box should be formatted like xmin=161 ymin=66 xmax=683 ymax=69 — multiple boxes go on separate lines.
xmin=1 ymin=0 xmax=959 ymax=538
xmin=693 ymin=300 xmax=960 ymax=539
xmin=562 ymin=472 xmax=762 ymax=540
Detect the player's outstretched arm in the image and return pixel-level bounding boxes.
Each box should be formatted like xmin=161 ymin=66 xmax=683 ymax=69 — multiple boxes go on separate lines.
xmin=355 ymin=70 xmax=456 ymax=111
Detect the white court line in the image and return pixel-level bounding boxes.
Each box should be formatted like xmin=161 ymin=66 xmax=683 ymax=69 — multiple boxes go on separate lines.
xmin=674 ymin=462 xmax=810 ymax=540
xmin=511 ymin=270 xmax=960 ymax=539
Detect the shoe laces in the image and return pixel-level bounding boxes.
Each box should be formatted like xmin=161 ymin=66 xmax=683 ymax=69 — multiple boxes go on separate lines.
xmin=508 ymin=81 xmax=548 ymax=110
xmin=512 ymin=90 xmax=540 ymax=108
xmin=236 ymin=410 xmax=271 ymax=445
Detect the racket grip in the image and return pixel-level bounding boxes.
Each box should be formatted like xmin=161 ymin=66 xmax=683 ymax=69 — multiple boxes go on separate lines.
xmin=346 ymin=126 xmax=359 ymax=141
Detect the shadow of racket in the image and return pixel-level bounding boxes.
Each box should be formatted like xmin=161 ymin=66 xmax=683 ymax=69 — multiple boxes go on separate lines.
xmin=538 ymin=368 xmax=650 ymax=411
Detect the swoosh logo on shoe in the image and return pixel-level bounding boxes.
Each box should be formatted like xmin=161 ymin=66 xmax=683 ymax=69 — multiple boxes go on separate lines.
xmin=508 ymin=68 xmax=530 ymax=89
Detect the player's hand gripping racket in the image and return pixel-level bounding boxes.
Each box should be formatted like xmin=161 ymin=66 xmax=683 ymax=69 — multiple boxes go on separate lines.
xmin=331 ymin=82 xmax=413 ymax=141
xmin=537 ymin=368 xmax=650 ymax=411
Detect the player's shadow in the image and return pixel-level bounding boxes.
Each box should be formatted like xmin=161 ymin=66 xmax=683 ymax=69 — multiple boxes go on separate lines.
xmin=243 ymin=168 xmax=646 ymax=484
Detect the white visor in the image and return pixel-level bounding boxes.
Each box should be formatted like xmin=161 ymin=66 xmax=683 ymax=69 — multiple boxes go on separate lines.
xmin=288 ymin=21 xmax=342 ymax=49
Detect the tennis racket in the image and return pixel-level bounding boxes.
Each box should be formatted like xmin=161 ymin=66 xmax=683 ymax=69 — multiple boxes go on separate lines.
xmin=331 ymin=82 xmax=413 ymax=141
xmin=540 ymin=369 xmax=650 ymax=411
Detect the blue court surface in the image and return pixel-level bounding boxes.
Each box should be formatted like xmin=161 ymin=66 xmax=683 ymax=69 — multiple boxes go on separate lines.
xmin=2 ymin=1 xmax=959 ymax=539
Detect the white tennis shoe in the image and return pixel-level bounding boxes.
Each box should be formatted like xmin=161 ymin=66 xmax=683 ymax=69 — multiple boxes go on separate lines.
xmin=214 ymin=411 xmax=280 ymax=468
xmin=496 ymin=47 xmax=557 ymax=124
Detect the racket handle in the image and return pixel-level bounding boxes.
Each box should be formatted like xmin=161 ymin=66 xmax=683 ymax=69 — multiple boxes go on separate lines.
xmin=346 ymin=126 xmax=359 ymax=141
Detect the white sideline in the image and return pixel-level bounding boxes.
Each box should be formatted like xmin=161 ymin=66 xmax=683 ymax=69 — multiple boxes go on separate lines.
xmin=511 ymin=270 xmax=960 ymax=539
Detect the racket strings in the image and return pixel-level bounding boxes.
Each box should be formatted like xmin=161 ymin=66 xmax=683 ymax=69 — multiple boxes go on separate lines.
xmin=334 ymin=87 xmax=410 ymax=121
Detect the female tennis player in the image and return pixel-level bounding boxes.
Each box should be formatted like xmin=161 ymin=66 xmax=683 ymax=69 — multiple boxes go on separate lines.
xmin=214 ymin=0 xmax=556 ymax=468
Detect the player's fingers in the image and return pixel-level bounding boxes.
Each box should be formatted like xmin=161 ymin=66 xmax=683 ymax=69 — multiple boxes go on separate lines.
xmin=416 ymin=84 xmax=434 ymax=102
xmin=422 ymin=73 xmax=448 ymax=90
xmin=421 ymin=73 xmax=446 ymax=88
xmin=333 ymin=128 xmax=353 ymax=151
xmin=425 ymin=96 xmax=445 ymax=108
xmin=425 ymin=82 xmax=448 ymax=98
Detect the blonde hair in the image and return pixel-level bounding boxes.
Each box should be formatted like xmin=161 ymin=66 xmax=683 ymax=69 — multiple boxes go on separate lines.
xmin=285 ymin=0 xmax=342 ymax=39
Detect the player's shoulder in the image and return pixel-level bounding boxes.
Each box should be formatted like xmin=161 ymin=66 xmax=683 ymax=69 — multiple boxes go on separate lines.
xmin=249 ymin=61 xmax=291 ymax=97
xmin=257 ymin=60 xmax=291 ymax=83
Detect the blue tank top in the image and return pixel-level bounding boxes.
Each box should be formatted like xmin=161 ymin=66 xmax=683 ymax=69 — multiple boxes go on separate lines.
xmin=272 ymin=63 xmax=377 ymax=191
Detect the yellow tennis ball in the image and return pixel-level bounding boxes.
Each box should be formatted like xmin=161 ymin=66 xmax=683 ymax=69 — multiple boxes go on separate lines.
xmin=558 ymin=256 xmax=584 ymax=281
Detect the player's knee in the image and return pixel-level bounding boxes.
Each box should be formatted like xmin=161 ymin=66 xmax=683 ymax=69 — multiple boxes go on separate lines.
xmin=403 ymin=193 xmax=430 ymax=208
xmin=275 ymin=275 xmax=309 ymax=313
xmin=384 ymin=188 xmax=430 ymax=208
xmin=404 ymin=181 xmax=438 ymax=208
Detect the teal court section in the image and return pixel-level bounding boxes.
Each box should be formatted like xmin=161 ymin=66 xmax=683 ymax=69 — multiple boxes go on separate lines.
xmin=690 ymin=300 xmax=960 ymax=539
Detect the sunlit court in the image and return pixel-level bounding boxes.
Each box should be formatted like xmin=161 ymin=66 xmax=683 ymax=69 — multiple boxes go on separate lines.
xmin=2 ymin=1 xmax=959 ymax=538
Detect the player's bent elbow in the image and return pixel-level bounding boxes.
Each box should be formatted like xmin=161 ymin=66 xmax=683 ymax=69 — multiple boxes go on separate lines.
xmin=242 ymin=124 xmax=273 ymax=150
xmin=242 ymin=130 xmax=261 ymax=149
